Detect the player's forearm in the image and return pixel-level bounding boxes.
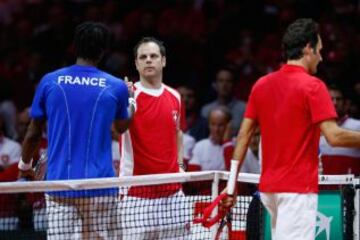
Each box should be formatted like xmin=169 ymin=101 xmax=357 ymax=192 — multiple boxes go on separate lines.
xmin=227 ymin=118 xmax=257 ymax=195
xmin=329 ymin=128 xmax=360 ymax=148
xmin=21 ymin=120 xmax=45 ymax=163
xmin=320 ymin=120 xmax=360 ymax=148
xmin=177 ymin=130 xmax=184 ymax=169
xmin=231 ymin=129 xmax=252 ymax=172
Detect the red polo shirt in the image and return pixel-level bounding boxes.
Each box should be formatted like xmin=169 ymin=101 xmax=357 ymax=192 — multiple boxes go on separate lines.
xmin=245 ymin=64 xmax=337 ymax=193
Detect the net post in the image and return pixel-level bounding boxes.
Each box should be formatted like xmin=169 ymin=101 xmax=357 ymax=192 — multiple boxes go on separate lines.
xmin=211 ymin=172 xmax=220 ymax=239
xmin=354 ymin=177 xmax=360 ymax=240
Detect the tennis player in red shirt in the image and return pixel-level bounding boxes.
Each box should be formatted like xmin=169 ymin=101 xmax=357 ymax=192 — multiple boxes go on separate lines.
xmin=221 ymin=18 xmax=360 ymax=240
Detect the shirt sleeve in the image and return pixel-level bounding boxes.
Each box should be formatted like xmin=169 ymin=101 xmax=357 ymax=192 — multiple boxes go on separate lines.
xmin=115 ymin=82 xmax=129 ymax=120
xmin=180 ymin=99 xmax=187 ymax=131
xmin=30 ymin=77 xmax=48 ymax=119
xmin=306 ymin=80 xmax=337 ymax=124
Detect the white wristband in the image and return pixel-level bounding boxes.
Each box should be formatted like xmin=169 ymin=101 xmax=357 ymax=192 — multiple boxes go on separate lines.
xmin=128 ymin=97 xmax=137 ymax=111
xmin=18 ymin=158 xmax=33 ymax=171
xmin=227 ymin=160 xmax=240 ymax=195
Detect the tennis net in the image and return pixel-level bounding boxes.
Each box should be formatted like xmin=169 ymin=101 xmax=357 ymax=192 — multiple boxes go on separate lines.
xmin=0 ymin=171 xmax=358 ymax=240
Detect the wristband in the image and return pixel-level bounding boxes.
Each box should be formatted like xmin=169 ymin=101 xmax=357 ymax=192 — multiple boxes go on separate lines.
xmin=18 ymin=157 xmax=33 ymax=171
xmin=128 ymin=97 xmax=137 ymax=111
xmin=227 ymin=160 xmax=240 ymax=195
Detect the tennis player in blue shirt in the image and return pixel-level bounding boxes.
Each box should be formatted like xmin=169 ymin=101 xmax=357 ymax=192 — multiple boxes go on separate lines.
xmin=18 ymin=21 xmax=132 ymax=239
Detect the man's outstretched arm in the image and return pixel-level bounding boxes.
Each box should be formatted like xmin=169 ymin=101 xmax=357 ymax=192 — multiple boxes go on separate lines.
xmin=221 ymin=118 xmax=258 ymax=209
xmin=19 ymin=119 xmax=46 ymax=179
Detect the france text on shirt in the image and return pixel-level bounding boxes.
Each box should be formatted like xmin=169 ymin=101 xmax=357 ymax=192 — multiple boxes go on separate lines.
xmin=57 ymin=75 xmax=107 ymax=87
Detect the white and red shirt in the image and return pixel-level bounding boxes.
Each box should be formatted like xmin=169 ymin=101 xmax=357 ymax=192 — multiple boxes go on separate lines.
xmin=246 ymin=64 xmax=337 ymax=193
xmin=119 ymin=82 xmax=184 ymax=197
xmin=319 ymin=117 xmax=360 ymax=174
xmin=188 ymin=138 xmax=233 ymax=171
xmin=183 ymin=133 xmax=195 ymax=165
xmin=0 ymin=136 xmax=21 ymax=168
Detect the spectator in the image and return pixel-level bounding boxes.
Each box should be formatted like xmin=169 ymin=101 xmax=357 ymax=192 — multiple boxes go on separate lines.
xmin=177 ymin=85 xmax=208 ymax=141
xmin=0 ymin=99 xmax=17 ymax=140
xmin=182 ymin=132 xmax=195 ymax=169
xmin=188 ymin=106 xmax=232 ymax=171
xmin=201 ymin=66 xmax=246 ymax=137
xmin=240 ymin=127 xmax=261 ymax=174
xmin=0 ymin=114 xmax=21 ymax=181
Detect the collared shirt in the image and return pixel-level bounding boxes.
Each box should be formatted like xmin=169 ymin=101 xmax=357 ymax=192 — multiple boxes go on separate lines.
xmin=31 ymin=65 xmax=129 ymax=197
xmin=246 ymin=64 xmax=337 ymax=193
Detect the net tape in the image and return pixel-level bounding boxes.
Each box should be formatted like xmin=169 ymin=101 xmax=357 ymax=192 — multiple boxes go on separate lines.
xmin=0 ymin=172 xmax=356 ymax=193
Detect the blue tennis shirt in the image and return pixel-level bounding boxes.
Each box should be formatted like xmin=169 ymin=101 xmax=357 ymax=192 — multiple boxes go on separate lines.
xmin=30 ymin=65 xmax=129 ymax=196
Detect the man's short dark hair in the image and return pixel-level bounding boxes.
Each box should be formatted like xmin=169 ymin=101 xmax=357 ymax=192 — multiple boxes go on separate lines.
xmin=215 ymin=65 xmax=236 ymax=82
xmin=282 ymin=18 xmax=319 ymax=61
xmin=133 ymin=37 xmax=166 ymax=58
xmin=74 ymin=21 xmax=110 ymax=62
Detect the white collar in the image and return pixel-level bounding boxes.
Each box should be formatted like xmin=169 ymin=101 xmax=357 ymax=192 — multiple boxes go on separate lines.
xmin=135 ymin=81 xmax=164 ymax=97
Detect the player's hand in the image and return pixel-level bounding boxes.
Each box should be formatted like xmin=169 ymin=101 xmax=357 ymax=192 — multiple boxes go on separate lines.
xmin=219 ymin=187 xmax=237 ymax=212
xmin=18 ymin=169 xmax=35 ymax=181
xmin=124 ymin=76 xmax=134 ymax=98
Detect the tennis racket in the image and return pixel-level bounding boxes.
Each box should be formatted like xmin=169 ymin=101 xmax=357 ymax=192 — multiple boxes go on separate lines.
xmin=194 ymin=193 xmax=232 ymax=238
xmin=33 ymin=150 xmax=47 ymax=181
xmin=214 ymin=211 xmax=232 ymax=240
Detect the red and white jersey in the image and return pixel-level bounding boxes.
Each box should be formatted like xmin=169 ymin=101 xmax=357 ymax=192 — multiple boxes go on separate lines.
xmin=0 ymin=136 xmax=21 ymax=168
xmin=119 ymin=82 xmax=184 ymax=197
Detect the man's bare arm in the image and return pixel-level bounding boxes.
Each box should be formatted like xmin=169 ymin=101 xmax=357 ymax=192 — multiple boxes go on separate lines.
xmin=233 ymin=118 xmax=258 ymax=167
xmin=320 ymin=119 xmax=360 ymax=148
xmin=22 ymin=119 xmax=46 ymax=163
xmin=220 ymin=118 xmax=257 ymax=210
xmin=19 ymin=119 xmax=46 ymax=179
xmin=177 ymin=129 xmax=184 ymax=171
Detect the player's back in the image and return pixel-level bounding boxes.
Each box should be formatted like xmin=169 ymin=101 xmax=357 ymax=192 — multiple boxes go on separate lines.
xmin=32 ymin=65 xmax=128 ymax=180
xmin=249 ymin=64 xmax=336 ymax=192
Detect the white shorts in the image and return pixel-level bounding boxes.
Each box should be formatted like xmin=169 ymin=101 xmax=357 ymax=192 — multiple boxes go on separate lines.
xmin=260 ymin=192 xmax=317 ymax=240
xmin=118 ymin=191 xmax=192 ymax=240
xmin=46 ymin=194 xmax=120 ymax=240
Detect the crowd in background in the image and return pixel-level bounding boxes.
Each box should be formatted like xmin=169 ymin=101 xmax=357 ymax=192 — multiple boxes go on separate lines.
xmin=1 ymin=0 xmax=360 ymax=180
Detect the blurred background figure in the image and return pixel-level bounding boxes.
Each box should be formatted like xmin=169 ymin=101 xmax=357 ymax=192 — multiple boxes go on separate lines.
xmin=0 ymin=98 xmax=17 ymax=140
xmin=188 ymin=106 xmax=233 ymax=172
xmin=240 ymin=127 xmax=261 ymax=174
xmin=0 ymin=114 xmax=21 ymax=181
xmin=319 ymin=84 xmax=360 ymax=175
xmin=177 ymin=84 xmax=208 ymax=141
xmin=201 ymin=66 xmax=246 ymax=137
